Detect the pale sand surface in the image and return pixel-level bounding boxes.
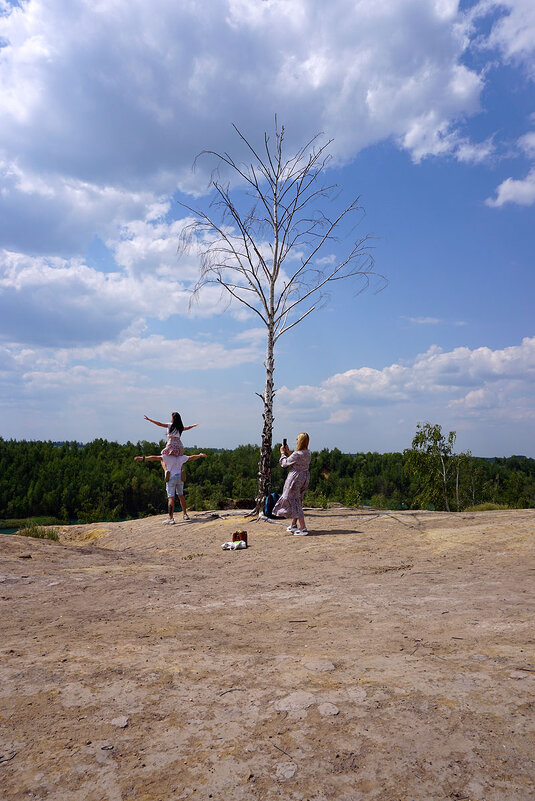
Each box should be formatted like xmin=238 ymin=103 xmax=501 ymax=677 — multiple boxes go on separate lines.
xmin=1 ymin=508 xmax=534 ymax=800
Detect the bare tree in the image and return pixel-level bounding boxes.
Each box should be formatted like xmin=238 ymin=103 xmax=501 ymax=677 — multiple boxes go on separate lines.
xmin=182 ymin=122 xmax=382 ymax=511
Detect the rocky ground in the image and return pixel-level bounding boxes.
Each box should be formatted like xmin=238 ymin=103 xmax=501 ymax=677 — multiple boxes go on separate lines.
xmin=1 ymin=508 xmax=534 ymax=801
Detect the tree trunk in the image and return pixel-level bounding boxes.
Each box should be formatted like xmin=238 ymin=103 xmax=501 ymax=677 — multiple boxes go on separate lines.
xmin=256 ymin=323 xmax=275 ymax=511
xmin=440 ymin=456 xmax=450 ymax=512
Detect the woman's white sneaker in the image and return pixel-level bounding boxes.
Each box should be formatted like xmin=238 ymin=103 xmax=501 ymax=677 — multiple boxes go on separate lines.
xmin=286 ymin=525 xmax=298 ymax=533
xmin=293 ymin=528 xmax=309 ymax=535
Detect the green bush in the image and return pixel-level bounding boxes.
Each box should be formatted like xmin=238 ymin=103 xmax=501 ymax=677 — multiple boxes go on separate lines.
xmin=305 ymin=490 xmax=329 ymax=508
xmin=343 ymin=489 xmax=362 ymax=508
xmin=464 ymin=503 xmax=511 ymax=512
xmin=0 ymin=516 xmax=64 ymax=529
xmin=17 ymin=522 xmax=60 ymax=541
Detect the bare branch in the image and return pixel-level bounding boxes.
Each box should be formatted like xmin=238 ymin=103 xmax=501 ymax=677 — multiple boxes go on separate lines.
xmin=274 ymin=305 xmax=316 ymax=341
xmin=215 ymin=279 xmax=268 ymax=325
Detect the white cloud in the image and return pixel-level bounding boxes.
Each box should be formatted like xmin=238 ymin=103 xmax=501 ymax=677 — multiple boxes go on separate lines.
xmin=58 ymin=333 xmax=263 ymax=371
xmin=0 ymin=158 xmax=165 ymax=256
xmin=472 ymin=2 xmax=535 ymax=206
xmin=0 ymin=249 xmax=196 ymax=345
xmin=0 ymin=336 xmax=262 ymax=444
xmin=406 ymin=316 xmax=442 ymax=324
xmin=233 ymin=327 xmax=267 ymax=344
xmin=448 ymin=387 xmax=495 ymax=410
xmin=1 ymin=327 xmax=263 ymax=413
xmin=108 ymin=216 xmax=196 ymax=279
xmin=0 ymin=1 xmax=489 ymax=194
xmin=404 ymin=316 xmax=468 ymax=326
xmin=480 ymin=0 xmax=535 ymax=77
xmin=485 ymin=126 xmax=535 ymax=207
xmin=1 ymin=0 xmax=528 ymax=261
xmin=486 ymin=166 xmax=535 ymax=206
xmin=0 ymin=230 xmax=261 ymax=347
xmin=276 ymin=336 xmax=535 ymax=423
xmin=455 ymin=136 xmax=495 ymax=164
xmin=0 ymin=320 xmax=264 ymax=445
xmin=519 ymin=131 xmax=535 ymax=156
xmin=0 ymin=0 xmax=532 ymax=455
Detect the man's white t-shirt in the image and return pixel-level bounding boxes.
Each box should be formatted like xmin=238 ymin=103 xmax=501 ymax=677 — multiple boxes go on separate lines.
xmin=163 ymin=453 xmax=190 ymax=476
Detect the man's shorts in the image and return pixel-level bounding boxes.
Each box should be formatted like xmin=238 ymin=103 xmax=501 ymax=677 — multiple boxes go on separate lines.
xmin=166 ymin=473 xmax=184 ymax=498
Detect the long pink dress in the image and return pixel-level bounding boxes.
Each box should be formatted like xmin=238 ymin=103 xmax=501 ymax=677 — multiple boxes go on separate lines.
xmin=272 ymin=449 xmax=311 ymax=519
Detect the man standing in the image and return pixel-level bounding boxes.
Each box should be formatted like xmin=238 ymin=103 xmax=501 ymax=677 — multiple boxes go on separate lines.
xmin=134 ymin=452 xmax=206 ymax=524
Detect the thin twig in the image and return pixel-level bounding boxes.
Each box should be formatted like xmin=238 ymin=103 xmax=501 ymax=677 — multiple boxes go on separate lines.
xmin=271 ymin=743 xmax=294 ymax=759
xmin=0 ymin=752 xmax=17 ymax=764
xmin=219 ymin=688 xmax=245 ymax=697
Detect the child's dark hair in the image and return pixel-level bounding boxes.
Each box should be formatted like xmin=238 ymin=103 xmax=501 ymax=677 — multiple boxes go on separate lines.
xmin=169 ymin=412 xmax=184 ymax=435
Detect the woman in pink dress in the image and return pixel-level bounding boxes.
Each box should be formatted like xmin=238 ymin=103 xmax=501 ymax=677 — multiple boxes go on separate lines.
xmin=143 ymin=412 xmax=198 ymax=472
xmin=272 ymin=432 xmax=311 ymax=535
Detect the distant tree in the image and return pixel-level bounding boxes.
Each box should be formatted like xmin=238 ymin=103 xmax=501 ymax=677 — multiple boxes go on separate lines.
xmin=183 ymin=121 xmax=383 ymax=511
xmin=404 ymin=422 xmax=470 ymax=511
xmin=2 ymin=439 xmax=535 ymax=522
xmin=453 ymin=449 xmax=472 ymax=511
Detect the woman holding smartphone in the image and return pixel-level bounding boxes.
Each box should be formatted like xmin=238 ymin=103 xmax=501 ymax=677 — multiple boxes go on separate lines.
xmin=272 ymin=432 xmax=311 ymax=535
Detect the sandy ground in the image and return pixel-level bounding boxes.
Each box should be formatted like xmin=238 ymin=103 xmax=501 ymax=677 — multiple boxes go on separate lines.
xmin=1 ymin=507 xmax=534 ymax=801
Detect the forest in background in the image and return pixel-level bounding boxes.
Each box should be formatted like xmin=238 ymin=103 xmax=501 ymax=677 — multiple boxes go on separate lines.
xmin=1 ymin=437 xmax=534 ymax=526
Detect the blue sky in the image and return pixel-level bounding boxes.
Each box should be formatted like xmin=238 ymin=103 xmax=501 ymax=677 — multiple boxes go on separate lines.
xmin=0 ymin=0 xmax=534 ymax=456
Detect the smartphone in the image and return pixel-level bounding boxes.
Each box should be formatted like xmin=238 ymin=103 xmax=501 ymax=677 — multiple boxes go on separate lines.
xmin=282 ymin=438 xmax=288 ymax=449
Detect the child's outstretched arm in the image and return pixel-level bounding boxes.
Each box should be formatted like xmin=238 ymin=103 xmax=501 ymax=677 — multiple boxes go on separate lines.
xmin=185 ymin=453 xmax=207 ymax=461
xmin=143 ymin=415 xmax=168 ymax=428
xmin=182 ymin=423 xmax=199 ymax=431
xmin=134 ymin=455 xmax=163 ymax=462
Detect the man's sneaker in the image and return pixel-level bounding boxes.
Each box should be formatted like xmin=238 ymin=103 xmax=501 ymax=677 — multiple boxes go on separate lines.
xmin=163 ymin=518 xmax=175 ymax=525
xmin=286 ymin=525 xmax=298 ymax=533
xmin=183 ymin=513 xmax=190 ymax=521
xmin=293 ymin=528 xmax=308 ymax=535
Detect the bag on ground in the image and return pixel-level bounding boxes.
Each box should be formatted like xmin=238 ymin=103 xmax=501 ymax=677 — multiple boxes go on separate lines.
xmin=263 ymin=492 xmax=280 ymax=518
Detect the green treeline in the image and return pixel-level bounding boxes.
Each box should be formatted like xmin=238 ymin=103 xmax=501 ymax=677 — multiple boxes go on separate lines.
xmin=0 ymin=438 xmax=534 ymax=525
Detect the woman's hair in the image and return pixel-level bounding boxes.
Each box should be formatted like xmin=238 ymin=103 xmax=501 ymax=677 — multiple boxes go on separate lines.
xmin=296 ymin=432 xmax=309 ymax=450
xmin=169 ymin=412 xmax=184 ymax=436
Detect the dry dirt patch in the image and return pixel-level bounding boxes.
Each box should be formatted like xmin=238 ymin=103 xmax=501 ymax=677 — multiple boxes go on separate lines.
xmin=1 ymin=509 xmax=534 ymax=800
